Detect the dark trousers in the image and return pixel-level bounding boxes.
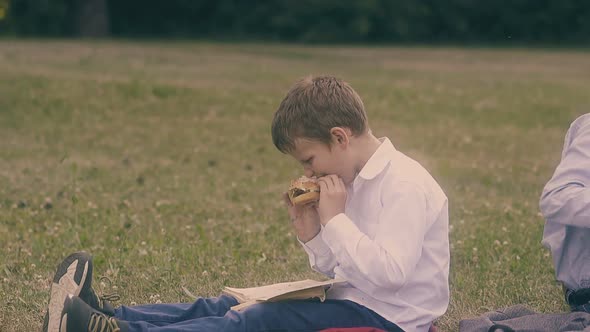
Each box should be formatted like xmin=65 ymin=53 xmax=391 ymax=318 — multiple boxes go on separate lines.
xmin=115 ymin=295 xmax=402 ymax=332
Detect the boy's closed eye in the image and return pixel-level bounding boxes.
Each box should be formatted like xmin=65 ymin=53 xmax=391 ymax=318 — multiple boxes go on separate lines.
xmin=301 ymin=157 xmax=313 ymax=165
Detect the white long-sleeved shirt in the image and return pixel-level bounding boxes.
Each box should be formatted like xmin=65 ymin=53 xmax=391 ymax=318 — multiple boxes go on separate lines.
xmin=540 ymin=113 xmax=590 ymax=291
xmin=301 ymin=137 xmax=449 ymax=332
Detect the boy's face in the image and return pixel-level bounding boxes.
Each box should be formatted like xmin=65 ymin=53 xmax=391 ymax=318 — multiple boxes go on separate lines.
xmin=289 ymin=133 xmax=355 ymax=185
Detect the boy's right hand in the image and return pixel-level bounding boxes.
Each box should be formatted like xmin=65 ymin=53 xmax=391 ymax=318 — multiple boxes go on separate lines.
xmin=282 ymin=192 xmax=321 ymax=243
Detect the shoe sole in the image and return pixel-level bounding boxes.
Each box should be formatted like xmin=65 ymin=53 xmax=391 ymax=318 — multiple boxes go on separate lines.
xmin=59 ymin=312 xmax=68 ymax=332
xmin=45 ymin=253 xmax=91 ymax=332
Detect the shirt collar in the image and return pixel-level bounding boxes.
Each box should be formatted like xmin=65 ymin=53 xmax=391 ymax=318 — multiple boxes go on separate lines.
xmin=356 ymin=137 xmax=396 ymax=181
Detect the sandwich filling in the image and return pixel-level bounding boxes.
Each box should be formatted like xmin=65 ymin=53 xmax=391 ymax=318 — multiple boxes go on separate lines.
xmin=288 ymin=176 xmax=320 ymax=203
xmin=289 ymin=186 xmax=319 ymax=199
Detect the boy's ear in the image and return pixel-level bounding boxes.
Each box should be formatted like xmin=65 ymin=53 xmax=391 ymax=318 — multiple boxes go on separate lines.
xmin=330 ymin=127 xmax=351 ymax=147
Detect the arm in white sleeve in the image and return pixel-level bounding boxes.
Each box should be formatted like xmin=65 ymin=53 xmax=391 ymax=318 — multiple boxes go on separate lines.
xmin=540 ymin=121 xmax=590 ymax=229
xmin=299 ymin=229 xmax=337 ymax=278
xmin=321 ymin=181 xmax=429 ymax=290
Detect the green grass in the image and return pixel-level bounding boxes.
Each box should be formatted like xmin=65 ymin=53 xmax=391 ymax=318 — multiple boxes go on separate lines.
xmin=1 ymin=40 xmax=590 ymax=331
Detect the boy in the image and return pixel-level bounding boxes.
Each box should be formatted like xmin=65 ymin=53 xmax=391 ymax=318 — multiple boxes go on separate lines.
xmin=540 ymin=113 xmax=590 ymax=313
xmin=44 ymin=75 xmax=449 ymax=332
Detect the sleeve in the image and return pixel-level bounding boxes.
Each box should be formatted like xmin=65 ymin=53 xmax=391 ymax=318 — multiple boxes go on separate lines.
xmin=299 ymin=229 xmax=337 ymax=278
xmin=321 ymin=181 xmax=430 ymax=290
xmin=540 ymin=119 xmax=590 ymax=229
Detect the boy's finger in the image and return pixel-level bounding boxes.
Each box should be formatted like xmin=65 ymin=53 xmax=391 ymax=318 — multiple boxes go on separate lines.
xmin=318 ymin=179 xmax=328 ymax=193
xmin=282 ymin=192 xmax=293 ymax=206
xmin=318 ymin=177 xmax=332 ymax=191
xmin=327 ymin=175 xmax=339 ymax=187
xmin=337 ymin=177 xmax=346 ymax=191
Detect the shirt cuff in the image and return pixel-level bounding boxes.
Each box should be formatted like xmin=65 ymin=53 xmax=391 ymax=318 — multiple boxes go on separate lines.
xmin=300 ymin=228 xmax=333 ymax=256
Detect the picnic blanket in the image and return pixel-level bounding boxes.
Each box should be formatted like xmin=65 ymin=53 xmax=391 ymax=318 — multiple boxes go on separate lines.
xmin=459 ymin=304 xmax=590 ymax=331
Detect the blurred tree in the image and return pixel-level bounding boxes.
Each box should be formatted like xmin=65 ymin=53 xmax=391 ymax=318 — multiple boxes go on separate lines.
xmin=1 ymin=0 xmax=589 ymax=44
xmin=0 ymin=0 xmax=8 ymax=21
xmin=71 ymin=0 xmax=109 ymax=37
xmin=269 ymin=0 xmax=378 ymax=42
xmin=7 ymin=0 xmax=69 ymax=35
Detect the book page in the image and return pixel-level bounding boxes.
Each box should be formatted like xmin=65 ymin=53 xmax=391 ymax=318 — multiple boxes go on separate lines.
xmin=229 ymin=287 xmax=326 ymax=312
xmin=268 ymin=286 xmax=326 ymax=302
xmin=223 ymin=278 xmax=344 ymax=302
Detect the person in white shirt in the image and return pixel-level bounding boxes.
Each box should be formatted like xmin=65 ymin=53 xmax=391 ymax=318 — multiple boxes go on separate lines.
xmin=46 ymin=75 xmax=447 ymax=332
xmin=273 ymin=75 xmax=449 ymax=332
xmin=540 ymin=113 xmax=590 ymax=313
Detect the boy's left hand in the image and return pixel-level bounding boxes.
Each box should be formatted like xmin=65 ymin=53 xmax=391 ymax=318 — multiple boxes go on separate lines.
xmin=316 ymin=175 xmax=347 ymax=225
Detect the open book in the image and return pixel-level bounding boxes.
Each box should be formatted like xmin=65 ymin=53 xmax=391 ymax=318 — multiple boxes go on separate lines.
xmin=221 ymin=278 xmax=346 ymax=311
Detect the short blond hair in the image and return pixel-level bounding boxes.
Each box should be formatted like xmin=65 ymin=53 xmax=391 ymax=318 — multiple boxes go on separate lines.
xmin=271 ymin=75 xmax=368 ymax=153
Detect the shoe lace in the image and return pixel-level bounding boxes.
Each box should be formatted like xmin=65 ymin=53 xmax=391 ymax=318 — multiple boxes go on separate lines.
xmin=98 ymin=292 xmax=120 ymax=308
xmin=97 ymin=276 xmax=120 ymax=308
xmin=88 ymin=312 xmax=121 ymax=332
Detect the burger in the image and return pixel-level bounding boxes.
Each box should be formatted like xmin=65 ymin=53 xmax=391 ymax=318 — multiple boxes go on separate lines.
xmin=288 ymin=176 xmax=320 ymax=206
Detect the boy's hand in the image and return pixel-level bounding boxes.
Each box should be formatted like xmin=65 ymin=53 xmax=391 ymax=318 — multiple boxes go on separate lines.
xmin=282 ymin=192 xmax=321 ymax=243
xmin=316 ymin=175 xmax=347 ymax=225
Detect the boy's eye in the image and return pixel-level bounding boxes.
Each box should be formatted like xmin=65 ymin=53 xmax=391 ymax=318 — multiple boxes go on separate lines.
xmin=301 ymin=157 xmax=313 ymax=165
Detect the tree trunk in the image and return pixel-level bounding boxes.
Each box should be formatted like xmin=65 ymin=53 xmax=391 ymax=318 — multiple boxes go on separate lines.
xmin=75 ymin=0 xmax=110 ymax=37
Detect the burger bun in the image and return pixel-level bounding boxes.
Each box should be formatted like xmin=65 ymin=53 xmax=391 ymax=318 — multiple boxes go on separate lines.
xmin=291 ymin=190 xmax=320 ymax=206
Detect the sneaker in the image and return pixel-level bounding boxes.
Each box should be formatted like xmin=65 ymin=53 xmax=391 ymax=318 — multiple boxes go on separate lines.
xmin=81 ymin=282 xmax=116 ymax=317
xmin=60 ymin=295 xmax=128 ymax=332
xmin=42 ymin=252 xmax=115 ymax=332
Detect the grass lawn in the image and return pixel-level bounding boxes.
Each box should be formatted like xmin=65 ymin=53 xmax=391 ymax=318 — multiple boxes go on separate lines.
xmin=1 ymin=40 xmax=589 ymax=331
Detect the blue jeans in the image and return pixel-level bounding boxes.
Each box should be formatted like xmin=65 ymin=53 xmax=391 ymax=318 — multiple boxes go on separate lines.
xmin=115 ymin=295 xmax=403 ymax=332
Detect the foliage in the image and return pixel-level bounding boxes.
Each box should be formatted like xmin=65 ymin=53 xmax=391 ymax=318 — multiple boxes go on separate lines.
xmin=1 ymin=0 xmax=590 ymax=43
